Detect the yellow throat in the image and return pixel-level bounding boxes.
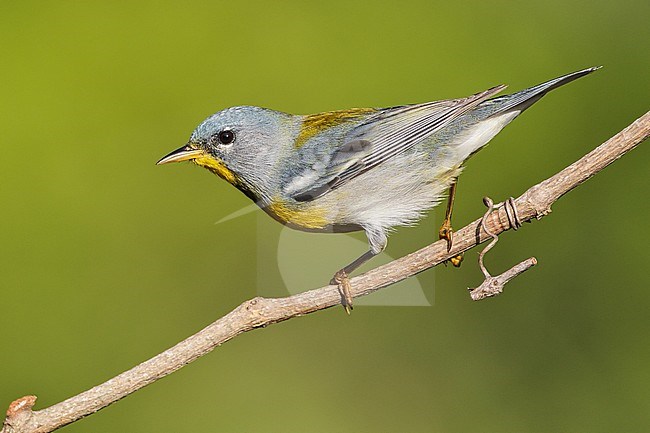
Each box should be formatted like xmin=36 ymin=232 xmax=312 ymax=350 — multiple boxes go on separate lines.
xmin=192 ymin=154 xmax=239 ymax=186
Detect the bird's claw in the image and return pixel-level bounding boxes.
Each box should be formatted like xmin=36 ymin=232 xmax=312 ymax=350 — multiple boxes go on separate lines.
xmin=438 ymin=221 xmax=454 ymax=252
xmin=332 ymin=269 xmax=353 ymax=314
xmin=449 ymin=254 xmax=464 ymax=267
xmin=439 ymin=220 xmax=463 ymax=268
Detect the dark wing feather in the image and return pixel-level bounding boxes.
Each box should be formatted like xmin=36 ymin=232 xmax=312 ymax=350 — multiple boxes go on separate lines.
xmin=290 ymin=85 xmax=506 ymax=202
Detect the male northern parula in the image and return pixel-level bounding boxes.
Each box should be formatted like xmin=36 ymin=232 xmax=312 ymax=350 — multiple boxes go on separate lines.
xmin=158 ymin=67 xmax=599 ymax=311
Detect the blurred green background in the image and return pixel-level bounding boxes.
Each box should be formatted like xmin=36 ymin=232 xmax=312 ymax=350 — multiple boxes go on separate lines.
xmin=1 ymin=1 xmax=649 ymax=432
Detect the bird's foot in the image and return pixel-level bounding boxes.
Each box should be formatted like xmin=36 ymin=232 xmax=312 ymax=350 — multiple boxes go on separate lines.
xmin=331 ymin=270 xmax=353 ymax=314
xmin=438 ymin=219 xmax=453 ymax=252
xmin=438 ymin=220 xmax=463 ymax=268
xmin=449 ymin=253 xmax=464 ymax=267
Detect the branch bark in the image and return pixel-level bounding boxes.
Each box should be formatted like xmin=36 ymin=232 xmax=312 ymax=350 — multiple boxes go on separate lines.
xmin=3 ymin=110 xmax=649 ymax=433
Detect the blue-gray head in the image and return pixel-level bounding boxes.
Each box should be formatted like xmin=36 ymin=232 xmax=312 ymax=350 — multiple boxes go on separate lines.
xmin=157 ymin=106 xmax=294 ymax=201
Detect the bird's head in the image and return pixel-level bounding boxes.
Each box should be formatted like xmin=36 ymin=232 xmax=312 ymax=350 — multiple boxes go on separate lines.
xmin=158 ymin=106 xmax=293 ymax=202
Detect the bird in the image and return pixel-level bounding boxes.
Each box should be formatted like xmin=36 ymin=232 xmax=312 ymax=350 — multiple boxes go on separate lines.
xmin=158 ymin=66 xmax=600 ymax=312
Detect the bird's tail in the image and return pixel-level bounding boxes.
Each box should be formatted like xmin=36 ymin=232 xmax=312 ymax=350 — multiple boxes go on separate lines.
xmin=442 ymin=66 xmax=601 ymax=164
xmin=485 ymin=66 xmax=602 ymax=116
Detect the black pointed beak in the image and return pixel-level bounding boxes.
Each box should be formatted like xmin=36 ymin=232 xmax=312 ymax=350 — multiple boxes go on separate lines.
xmin=156 ymin=144 xmax=205 ymax=165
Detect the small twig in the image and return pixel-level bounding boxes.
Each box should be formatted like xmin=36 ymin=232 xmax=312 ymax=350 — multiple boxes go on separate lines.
xmin=477 ymin=197 xmax=501 ymax=279
xmin=470 ymin=257 xmax=538 ymax=300
xmin=2 ymin=110 xmax=649 ymax=433
xmin=469 ymin=197 xmax=535 ymax=300
xmin=2 ymin=397 xmax=37 ymax=433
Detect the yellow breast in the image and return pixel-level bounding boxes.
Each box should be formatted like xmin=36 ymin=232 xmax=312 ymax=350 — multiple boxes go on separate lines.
xmin=266 ymin=198 xmax=329 ymax=230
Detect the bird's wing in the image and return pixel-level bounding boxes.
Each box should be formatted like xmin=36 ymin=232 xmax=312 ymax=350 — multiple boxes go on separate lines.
xmin=290 ymin=84 xmax=506 ymax=202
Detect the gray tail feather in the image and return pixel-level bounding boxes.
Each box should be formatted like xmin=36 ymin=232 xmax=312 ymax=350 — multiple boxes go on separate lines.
xmin=487 ymin=66 xmax=601 ymax=116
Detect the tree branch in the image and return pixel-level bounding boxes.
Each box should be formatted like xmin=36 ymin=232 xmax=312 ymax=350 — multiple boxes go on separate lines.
xmin=3 ymin=111 xmax=649 ymax=433
xmin=468 ymin=196 xmax=536 ymax=300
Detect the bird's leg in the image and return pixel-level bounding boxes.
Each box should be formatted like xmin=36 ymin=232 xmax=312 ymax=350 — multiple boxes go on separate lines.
xmin=438 ymin=181 xmax=457 ymax=250
xmin=331 ymin=250 xmax=377 ymax=314
xmin=438 ymin=180 xmax=464 ymax=267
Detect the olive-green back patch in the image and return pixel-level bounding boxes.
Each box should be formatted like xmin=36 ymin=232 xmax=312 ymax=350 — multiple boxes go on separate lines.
xmin=295 ymin=107 xmax=376 ymax=148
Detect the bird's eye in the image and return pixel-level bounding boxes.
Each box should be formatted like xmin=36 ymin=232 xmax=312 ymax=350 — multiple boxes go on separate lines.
xmin=218 ymin=130 xmax=235 ymax=145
